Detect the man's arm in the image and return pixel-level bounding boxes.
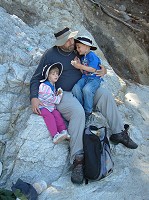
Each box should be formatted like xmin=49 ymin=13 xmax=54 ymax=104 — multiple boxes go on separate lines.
xmin=31 ymin=98 xmax=43 ymax=115
xmin=30 ymin=51 xmax=48 ymax=114
xmin=95 ymin=65 xmax=107 ymax=77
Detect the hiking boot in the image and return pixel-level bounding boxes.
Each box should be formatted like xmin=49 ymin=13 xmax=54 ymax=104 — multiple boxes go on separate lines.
xmin=110 ymin=124 xmax=138 ymax=149
xmin=71 ymin=154 xmax=84 ymax=184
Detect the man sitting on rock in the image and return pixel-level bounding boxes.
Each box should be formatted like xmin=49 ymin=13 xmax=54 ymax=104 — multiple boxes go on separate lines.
xmin=30 ymin=26 xmax=138 ymax=184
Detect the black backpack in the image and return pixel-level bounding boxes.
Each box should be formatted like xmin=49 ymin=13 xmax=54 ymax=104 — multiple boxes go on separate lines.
xmin=83 ymin=125 xmax=114 ymax=184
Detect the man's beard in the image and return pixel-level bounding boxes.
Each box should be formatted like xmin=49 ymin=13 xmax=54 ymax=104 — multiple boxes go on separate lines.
xmin=59 ymin=44 xmax=75 ymax=52
xmin=68 ymin=44 xmax=75 ymax=52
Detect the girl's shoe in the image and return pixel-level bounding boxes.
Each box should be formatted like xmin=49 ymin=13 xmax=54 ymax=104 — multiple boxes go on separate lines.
xmin=53 ymin=132 xmax=68 ymax=144
xmin=60 ymin=130 xmax=71 ymax=140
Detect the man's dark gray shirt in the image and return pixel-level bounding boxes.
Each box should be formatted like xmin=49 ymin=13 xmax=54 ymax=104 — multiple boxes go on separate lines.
xmin=30 ymin=46 xmax=82 ymax=99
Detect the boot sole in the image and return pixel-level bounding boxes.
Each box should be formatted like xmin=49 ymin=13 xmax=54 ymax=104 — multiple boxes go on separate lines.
xmin=110 ymin=140 xmax=119 ymax=145
xmin=111 ymin=140 xmax=138 ymax=149
xmin=71 ymin=177 xmax=84 ymax=184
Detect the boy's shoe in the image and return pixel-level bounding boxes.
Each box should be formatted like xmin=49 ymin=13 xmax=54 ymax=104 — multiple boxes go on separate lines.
xmin=71 ymin=154 xmax=84 ymax=184
xmin=60 ymin=130 xmax=71 ymax=140
xmin=110 ymin=124 xmax=138 ymax=149
xmin=53 ymin=132 xmax=68 ymax=144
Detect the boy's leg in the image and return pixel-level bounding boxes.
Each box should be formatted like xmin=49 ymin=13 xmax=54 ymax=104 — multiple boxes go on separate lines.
xmin=83 ymin=78 xmax=101 ymax=114
xmin=40 ymin=108 xmax=58 ymax=137
xmin=56 ymin=91 xmax=85 ymax=164
xmin=72 ymin=78 xmax=86 ymax=106
xmin=52 ymin=109 xmax=67 ymax=133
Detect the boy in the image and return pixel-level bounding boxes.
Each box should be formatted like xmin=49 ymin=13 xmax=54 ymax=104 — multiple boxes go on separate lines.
xmin=71 ymin=36 xmax=103 ymax=119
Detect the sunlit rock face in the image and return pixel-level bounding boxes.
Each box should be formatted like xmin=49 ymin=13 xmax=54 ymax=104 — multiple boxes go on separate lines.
xmin=0 ymin=1 xmax=149 ymax=200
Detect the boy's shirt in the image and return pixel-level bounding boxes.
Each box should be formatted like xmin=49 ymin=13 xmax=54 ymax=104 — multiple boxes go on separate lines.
xmin=81 ymin=51 xmax=101 ymax=78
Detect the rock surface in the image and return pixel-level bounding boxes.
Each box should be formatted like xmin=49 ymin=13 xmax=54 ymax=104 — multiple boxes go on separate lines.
xmin=0 ymin=0 xmax=149 ymax=200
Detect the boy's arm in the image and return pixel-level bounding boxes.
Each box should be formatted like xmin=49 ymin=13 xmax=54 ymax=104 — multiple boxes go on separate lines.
xmin=71 ymin=61 xmax=96 ymax=72
xmin=71 ymin=53 xmax=100 ymax=73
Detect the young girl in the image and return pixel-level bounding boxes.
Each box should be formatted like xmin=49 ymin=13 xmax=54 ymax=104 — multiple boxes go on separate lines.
xmin=38 ymin=62 xmax=70 ymax=144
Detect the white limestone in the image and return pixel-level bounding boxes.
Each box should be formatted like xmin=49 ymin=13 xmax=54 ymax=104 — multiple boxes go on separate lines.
xmin=0 ymin=1 xmax=148 ymax=199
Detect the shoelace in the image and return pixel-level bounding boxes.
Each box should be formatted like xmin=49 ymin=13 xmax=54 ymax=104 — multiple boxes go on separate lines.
xmin=123 ymin=124 xmax=131 ymax=142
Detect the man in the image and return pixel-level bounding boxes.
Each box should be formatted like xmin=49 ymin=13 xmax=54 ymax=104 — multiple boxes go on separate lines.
xmin=30 ymin=26 xmax=138 ymax=184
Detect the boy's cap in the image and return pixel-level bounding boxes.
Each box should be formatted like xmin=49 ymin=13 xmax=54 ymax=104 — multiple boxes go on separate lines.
xmin=54 ymin=27 xmax=78 ymax=46
xmin=40 ymin=62 xmax=63 ymax=82
xmin=75 ymin=36 xmax=97 ymax=50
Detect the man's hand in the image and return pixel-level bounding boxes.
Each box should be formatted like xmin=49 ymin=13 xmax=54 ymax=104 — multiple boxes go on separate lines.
xmin=95 ymin=65 xmax=107 ymax=77
xmin=31 ymin=98 xmax=43 ymax=115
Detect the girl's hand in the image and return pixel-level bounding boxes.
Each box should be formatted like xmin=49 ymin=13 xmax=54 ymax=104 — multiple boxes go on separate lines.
xmin=56 ymin=88 xmax=63 ymax=95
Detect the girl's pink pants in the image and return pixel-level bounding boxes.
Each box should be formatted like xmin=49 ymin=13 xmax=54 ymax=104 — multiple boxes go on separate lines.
xmin=40 ymin=108 xmax=66 ymax=137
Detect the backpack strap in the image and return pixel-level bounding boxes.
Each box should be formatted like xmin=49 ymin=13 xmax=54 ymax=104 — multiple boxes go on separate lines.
xmin=104 ymin=126 xmax=107 ymax=137
xmin=98 ymin=126 xmax=107 ymax=137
